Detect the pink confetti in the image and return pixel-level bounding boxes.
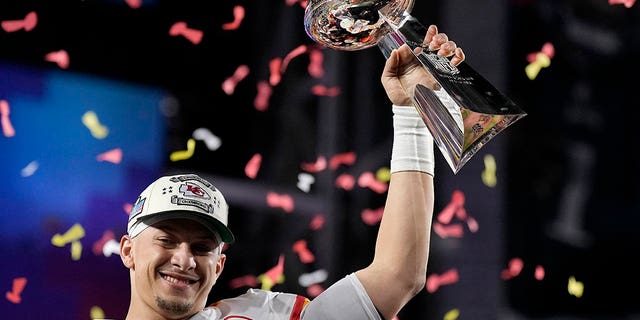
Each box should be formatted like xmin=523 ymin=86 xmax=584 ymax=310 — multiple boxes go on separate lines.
xmin=609 ymin=0 xmax=635 ymax=7
xmin=437 ymin=190 xmax=465 ymax=224
xmin=357 ymin=171 xmax=388 ymax=194
xmin=0 ymin=100 xmax=16 ymax=137
xmin=292 ymin=240 xmax=315 ymax=263
xmin=534 ymin=265 xmax=545 ymax=280
xmin=222 ymin=5 xmax=245 ymax=30
xmin=1 ymin=11 xmax=37 ymax=33
xmin=311 ymin=85 xmax=340 ymax=97
xmin=309 ymin=214 xmax=325 ymax=230
xmin=92 ymin=230 xmax=115 ymax=255
xmin=335 ymin=173 xmax=355 ymax=190
xmin=433 ymin=222 xmax=464 ymax=239
xmin=245 ymin=153 xmax=262 ymax=179
xmin=361 ymin=207 xmax=384 ymax=225
xmin=426 ymin=268 xmax=459 ymax=293
xmin=96 ymin=148 xmax=122 ymax=164
xmin=269 ymin=58 xmax=282 ymax=86
xmin=281 ymin=45 xmax=308 ymax=73
xmin=466 ymin=216 xmax=479 ymax=233
xmin=308 ymin=48 xmax=324 ymax=78
xmin=526 ymin=42 xmax=555 ymax=63
xmin=222 ymin=64 xmax=250 ymax=95
xmin=123 ymin=203 xmax=133 ymax=215
xmin=45 ymin=50 xmax=70 ymax=69
xmin=124 ymin=0 xmax=142 ymax=9
xmin=5 ymin=277 xmax=27 ymax=304
xmin=306 ymin=284 xmax=324 ymax=298
xmin=229 ymin=275 xmax=258 ymax=289
xmin=501 ymin=257 xmax=524 ymax=280
xmin=264 ymin=254 xmax=285 ymax=283
xmin=329 ymin=152 xmax=356 ymax=169
xmin=301 ymin=156 xmax=327 ymax=173
xmin=266 ymin=192 xmax=294 ymax=212
xmin=254 ymin=81 xmax=272 ymax=111
xmin=168 ymin=21 xmax=203 ymax=45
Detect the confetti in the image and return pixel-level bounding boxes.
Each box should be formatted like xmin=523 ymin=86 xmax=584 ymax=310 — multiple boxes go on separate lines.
xmin=169 ymin=138 xmax=196 ymax=162
xmin=269 ymin=58 xmax=282 ymax=86
xmin=567 ymin=276 xmax=584 ymax=298
xmin=444 ymin=308 xmax=460 ymax=320
xmin=45 ymin=50 xmax=70 ymax=69
xmin=97 ymin=148 xmax=123 ymax=164
xmin=311 ymin=85 xmax=340 ymax=97
xmin=309 ymin=214 xmax=325 ymax=230
xmin=0 ymin=100 xmax=16 ymax=137
xmin=266 ymin=192 xmax=294 ymax=212
xmin=192 ymin=127 xmax=221 ymax=151
xmin=501 ymin=257 xmax=524 ymax=280
xmin=257 ymin=255 xmax=285 ymax=290
xmin=229 ymin=275 xmax=258 ymax=289
xmin=305 ymin=284 xmax=325 ymax=298
xmin=1 ymin=11 xmax=37 ymax=32
xmin=433 ymin=222 xmax=464 ymax=238
xmin=281 ymin=45 xmax=308 ymax=74
xmin=5 ymin=277 xmax=27 ymax=304
xmin=481 ymin=154 xmax=497 ymax=187
xmin=335 ymin=173 xmax=355 ymax=190
xmin=221 ymin=65 xmax=250 ymax=95
xmin=90 ymin=306 xmax=105 ymax=319
xmin=245 ymin=153 xmax=262 ymax=179
xmin=82 ymin=110 xmax=109 ymax=139
xmin=292 ymin=240 xmax=315 ymax=263
xmin=301 ymin=156 xmax=327 ymax=172
xmin=329 ymin=151 xmax=356 ymax=169
xmin=609 ymin=0 xmax=635 ymax=7
xmin=222 ymin=5 xmax=245 ymax=30
xmin=297 ymin=172 xmax=315 ymax=192
xmin=298 ymin=269 xmax=328 ymax=287
xmin=20 ymin=161 xmax=39 ymax=177
xmin=254 ymin=81 xmax=273 ymax=111
xmin=361 ymin=207 xmax=384 ymax=225
xmin=71 ymin=240 xmax=82 ymax=261
xmin=307 ymin=47 xmax=324 ymax=78
xmin=51 ymin=223 xmax=85 ymax=247
xmin=375 ymin=167 xmax=391 ymax=183
xmin=534 ymin=265 xmax=545 ymax=280
xmin=426 ymin=268 xmax=459 ymax=293
xmin=92 ymin=230 xmax=115 ymax=255
xmin=168 ymin=21 xmax=203 ymax=45
xmin=525 ymin=52 xmax=551 ymax=80
xmin=357 ymin=171 xmax=388 ymax=194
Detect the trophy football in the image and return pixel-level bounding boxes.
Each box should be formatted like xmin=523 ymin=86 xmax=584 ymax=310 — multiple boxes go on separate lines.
xmin=304 ymin=0 xmax=527 ymax=174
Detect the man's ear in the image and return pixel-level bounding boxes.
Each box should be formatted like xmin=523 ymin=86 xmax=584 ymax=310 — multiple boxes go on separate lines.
xmin=215 ymin=254 xmax=226 ymax=278
xmin=120 ymin=235 xmax=134 ymax=269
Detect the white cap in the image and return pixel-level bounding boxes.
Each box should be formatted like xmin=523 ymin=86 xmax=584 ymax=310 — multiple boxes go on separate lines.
xmin=127 ymin=174 xmax=234 ymax=243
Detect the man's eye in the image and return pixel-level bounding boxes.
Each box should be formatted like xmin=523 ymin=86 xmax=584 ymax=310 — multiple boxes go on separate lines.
xmin=193 ymin=245 xmax=215 ymax=254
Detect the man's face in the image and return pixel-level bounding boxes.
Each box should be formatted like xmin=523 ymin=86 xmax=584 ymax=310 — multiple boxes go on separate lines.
xmin=122 ymin=218 xmax=226 ymax=318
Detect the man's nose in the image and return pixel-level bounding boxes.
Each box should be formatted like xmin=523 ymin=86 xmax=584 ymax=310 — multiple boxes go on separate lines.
xmin=171 ymin=243 xmax=196 ymax=270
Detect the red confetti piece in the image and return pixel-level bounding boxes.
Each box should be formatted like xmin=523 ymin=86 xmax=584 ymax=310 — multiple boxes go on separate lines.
xmin=307 ymin=48 xmax=324 ymax=78
xmin=266 ymin=192 xmax=294 ymax=212
xmin=361 ymin=207 xmax=384 ymax=226
xmin=292 ymin=240 xmax=315 ymax=263
xmin=222 ymin=64 xmax=250 ymax=95
xmin=222 ymin=5 xmax=245 ymax=30
xmin=329 ymin=152 xmax=356 ymax=169
xmin=426 ymin=268 xmax=459 ymax=293
xmin=245 ymin=153 xmax=262 ymax=179
xmin=301 ymin=156 xmax=327 ymax=173
xmin=45 ymin=50 xmax=70 ymax=69
xmin=280 ymin=45 xmax=308 ymax=74
xmin=0 ymin=100 xmax=16 ymax=137
xmin=609 ymin=0 xmax=635 ymax=7
xmin=96 ymin=148 xmax=123 ymax=164
xmin=269 ymin=58 xmax=282 ymax=86
xmin=501 ymin=257 xmax=524 ymax=280
xmin=437 ymin=190 xmax=465 ymax=224
xmin=92 ymin=230 xmax=115 ymax=255
xmin=309 ymin=214 xmax=325 ymax=230
xmin=357 ymin=171 xmax=388 ymax=194
xmin=311 ymin=85 xmax=340 ymax=97
xmin=229 ymin=275 xmax=258 ymax=289
xmin=5 ymin=277 xmax=27 ymax=304
xmin=534 ymin=265 xmax=545 ymax=280
xmin=264 ymin=254 xmax=285 ymax=283
xmin=124 ymin=0 xmax=142 ymax=9
xmin=168 ymin=21 xmax=203 ymax=45
xmin=1 ymin=11 xmax=37 ymax=32
xmin=123 ymin=203 xmax=133 ymax=216
xmin=306 ymin=284 xmax=324 ymax=298
xmin=335 ymin=173 xmax=355 ymax=190
xmin=433 ymin=222 xmax=464 ymax=238
xmin=254 ymin=81 xmax=272 ymax=111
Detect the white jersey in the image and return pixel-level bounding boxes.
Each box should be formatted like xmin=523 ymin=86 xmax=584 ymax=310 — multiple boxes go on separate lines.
xmin=189 ymin=273 xmax=383 ymax=320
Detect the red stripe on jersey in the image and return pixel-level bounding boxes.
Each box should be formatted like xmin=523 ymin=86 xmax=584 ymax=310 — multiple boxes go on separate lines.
xmin=289 ymin=295 xmax=309 ymax=320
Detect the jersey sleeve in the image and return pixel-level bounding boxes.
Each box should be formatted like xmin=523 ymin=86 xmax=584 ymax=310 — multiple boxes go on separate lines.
xmin=204 ymin=288 xmax=309 ymax=320
xmin=301 ymin=273 xmax=383 ymax=320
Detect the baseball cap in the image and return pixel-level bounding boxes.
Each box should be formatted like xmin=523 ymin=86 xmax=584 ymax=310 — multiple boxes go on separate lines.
xmin=127 ymin=174 xmax=235 ymax=244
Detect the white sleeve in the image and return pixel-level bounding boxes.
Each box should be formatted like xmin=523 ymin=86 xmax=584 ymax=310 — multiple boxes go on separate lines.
xmin=301 ymin=273 xmax=383 ymax=320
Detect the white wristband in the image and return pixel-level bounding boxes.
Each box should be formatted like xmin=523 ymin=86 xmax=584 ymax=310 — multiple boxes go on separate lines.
xmin=390 ymin=105 xmax=434 ymax=176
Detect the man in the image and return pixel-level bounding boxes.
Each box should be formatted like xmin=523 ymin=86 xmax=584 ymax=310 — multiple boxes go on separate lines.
xmin=120 ymin=24 xmax=465 ymax=320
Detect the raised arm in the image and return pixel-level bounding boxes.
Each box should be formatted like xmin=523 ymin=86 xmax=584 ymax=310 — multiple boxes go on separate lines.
xmin=355 ymin=24 xmax=465 ymax=319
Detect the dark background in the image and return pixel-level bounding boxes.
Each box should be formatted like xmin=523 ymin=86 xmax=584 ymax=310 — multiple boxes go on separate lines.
xmin=1 ymin=0 xmax=639 ymax=319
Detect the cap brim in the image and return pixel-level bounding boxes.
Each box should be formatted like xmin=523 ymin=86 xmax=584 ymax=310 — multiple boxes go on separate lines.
xmin=129 ymin=210 xmax=235 ymax=244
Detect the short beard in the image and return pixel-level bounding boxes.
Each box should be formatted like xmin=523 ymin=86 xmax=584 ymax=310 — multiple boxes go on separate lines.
xmin=155 ymin=296 xmax=193 ymax=316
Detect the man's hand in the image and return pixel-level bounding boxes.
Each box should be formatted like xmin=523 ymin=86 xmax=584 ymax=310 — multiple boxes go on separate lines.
xmin=381 ymin=24 xmax=465 ymax=106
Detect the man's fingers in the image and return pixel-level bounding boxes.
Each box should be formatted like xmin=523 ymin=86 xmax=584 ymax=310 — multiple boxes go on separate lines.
xmin=450 ymin=47 xmax=466 ymax=67
xmin=437 ymin=41 xmax=457 ymax=57
xmin=423 ymin=24 xmax=438 ymax=46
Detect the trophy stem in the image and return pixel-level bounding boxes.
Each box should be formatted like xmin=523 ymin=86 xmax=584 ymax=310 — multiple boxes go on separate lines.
xmin=376 ymin=11 xmax=527 ymax=174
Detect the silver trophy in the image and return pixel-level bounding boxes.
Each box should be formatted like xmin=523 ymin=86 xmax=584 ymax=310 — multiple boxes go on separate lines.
xmin=304 ymin=0 xmax=527 ymax=173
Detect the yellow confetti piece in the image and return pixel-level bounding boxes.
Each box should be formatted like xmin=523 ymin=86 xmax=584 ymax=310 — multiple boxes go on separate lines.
xmin=481 ymin=154 xmax=497 ymax=187
xmin=444 ymin=308 xmax=460 ymax=320
xmin=257 ymin=273 xmax=285 ymax=291
xmin=51 ymin=223 xmax=85 ymax=247
xmin=71 ymin=240 xmax=82 ymax=261
xmin=375 ymin=167 xmax=391 ymax=183
xmin=170 ymin=138 xmax=196 ymax=162
xmin=525 ymin=53 xmax=551 ymax=80
xmin=567 ymin=276 xmax=584 ymax=298
xmin=90 ymin=306 xmax=105 ymax=319
xmin=81 ymin=110 xmax=109 ymax=139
